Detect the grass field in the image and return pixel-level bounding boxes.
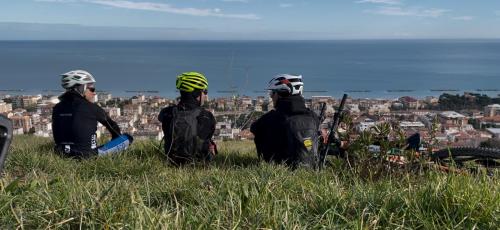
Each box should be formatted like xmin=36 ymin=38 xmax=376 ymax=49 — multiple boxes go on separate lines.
xmin=0 ymin=136 xmax=499 ymax=229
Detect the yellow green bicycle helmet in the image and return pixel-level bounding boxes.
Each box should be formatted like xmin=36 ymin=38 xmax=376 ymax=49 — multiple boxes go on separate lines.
xmin=176 ymin=72 xmax=208 ymax=92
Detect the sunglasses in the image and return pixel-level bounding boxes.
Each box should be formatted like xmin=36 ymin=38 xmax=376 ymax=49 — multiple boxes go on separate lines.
xmin=203 ymin=89 xmax=208 ymax=95
xmin=87 ymin=87 xmax=96 ymax=93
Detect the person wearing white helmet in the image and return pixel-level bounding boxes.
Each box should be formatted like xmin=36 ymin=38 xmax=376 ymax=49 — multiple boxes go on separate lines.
xmin=52 ymin=70 xmax=133 ymax=158
xmin=60 ymin=70 xmax=96 ymax=98
xmin=250 ymin=74 xmax=320 ymax=168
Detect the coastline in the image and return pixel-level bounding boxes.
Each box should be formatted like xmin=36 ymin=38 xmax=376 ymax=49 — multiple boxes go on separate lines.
xmin=2 ymin=89 xmax=499 ymax=100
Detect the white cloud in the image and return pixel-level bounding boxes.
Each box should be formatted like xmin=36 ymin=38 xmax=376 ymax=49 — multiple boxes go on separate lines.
xmin=35 ymin=0 xmax=77 ymax=2
xmin=451 ymin=16 xmax=474 ymax=21
xmin=392 ymin=32 xmax=412 ymax=37
xmin=221 ymin=0 xmax=248 ymax=2
xmin=366 ymin=7 xmax=450 ymax=18
xmin=279 ymin=3 xmax=293 ymax=8
xmin=36 ymin=0 xmax=260 ymax=20
xmin=356 ymin=0 xmax=401 ymax=5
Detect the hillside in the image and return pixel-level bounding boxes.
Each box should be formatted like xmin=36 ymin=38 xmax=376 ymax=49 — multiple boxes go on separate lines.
xmin=0 ymin=136 xmax=498 ymax=229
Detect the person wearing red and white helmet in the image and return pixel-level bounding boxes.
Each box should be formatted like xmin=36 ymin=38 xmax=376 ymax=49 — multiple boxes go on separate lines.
xmin=266 ymin=74 xmax=304 ymax=96
xmin=251 ymin=74 xmax=320 ymax=168
xmin=52 ymin=70 xmax=133 ymax=158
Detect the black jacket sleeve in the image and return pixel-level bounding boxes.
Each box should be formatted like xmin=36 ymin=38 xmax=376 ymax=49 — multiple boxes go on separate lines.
xmin=250 ymin=112 xmax=272 ymax=158
xmin=94 ymin=104 xmax=121 ymax=139
xmin=158 ymin=107 xmax=167 ymax=123
xmin=250 ymin=117 xmax=259 ymax=135
xmin=158 ymin=107 xmax=174 ymax=136
xmin=197 ymin=109 xmax=216 ymax=154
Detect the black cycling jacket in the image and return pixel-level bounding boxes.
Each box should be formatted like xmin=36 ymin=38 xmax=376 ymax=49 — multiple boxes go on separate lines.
xmin=158 ymin=96 xmax=216 ymax=161
xmin=250 ymin=95 xmax=319 ymax=163
xmin=52 ymin=90 xmax=121 ymax=157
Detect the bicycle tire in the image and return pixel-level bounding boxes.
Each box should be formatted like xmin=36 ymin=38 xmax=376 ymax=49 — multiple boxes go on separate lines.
xmin=432 ymin=146 xmax=500 ymax=168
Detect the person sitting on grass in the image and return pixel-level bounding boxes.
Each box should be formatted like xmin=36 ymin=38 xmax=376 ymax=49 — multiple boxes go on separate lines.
xmin=158 ymin=72 xmax=217 ymax=165
xmin=251 ymin=74 xmax=320 ymax=168
xmin=52 ymin=70 xmax=133 ymax=158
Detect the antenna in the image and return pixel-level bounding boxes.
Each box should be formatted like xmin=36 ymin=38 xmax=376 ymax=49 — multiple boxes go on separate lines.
xmin=224 ymin=51 xmax=236 ymax=99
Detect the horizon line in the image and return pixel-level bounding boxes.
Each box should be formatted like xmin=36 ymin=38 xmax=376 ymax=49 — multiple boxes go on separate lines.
xmin=2 ymin=38 xmax=500 ymax=42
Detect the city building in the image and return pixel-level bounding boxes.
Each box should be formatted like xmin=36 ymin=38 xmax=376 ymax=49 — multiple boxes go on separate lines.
xmin=11 ymin=113 xmax=33 ymax=133
xmin=439 ymin=111 xmax=468 ymax=130
xmin=399 ymin=96 xmax=420 ymax=110
xmin=104 ymin=107 xmax=121 ymax=118
xmin=484 ymin=104 xmax=500 ymax=117
xmin=486 ymin=128 xmax=500 ymax=139
xmin=399 ymin=121 xmax=425 ymax=129
xmin=13 ymin=95 xmax=41 ymax=109
xmin=123 ymin=104 xmax=142 ymax=116
xmin=0 ymin=100 xmax=13 ymax=113
xmin=368 ymin=103 xmax=391 ymax=115
xmin=478 ymin=116 xmax=500 ymax=128
xmin=34 ymin=120 xmax=52 ymax=137
xmin=2 ymin=91 xmax=499 ymax=147
xmin=98 ymin=93 xmax=113 ymax=104
xmin=357 ymin=120 xmax=376 ymax=132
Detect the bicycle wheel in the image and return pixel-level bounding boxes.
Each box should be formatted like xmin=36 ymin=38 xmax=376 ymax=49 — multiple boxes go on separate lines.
xmin=432 ymin=147 xmax=500 ymax=168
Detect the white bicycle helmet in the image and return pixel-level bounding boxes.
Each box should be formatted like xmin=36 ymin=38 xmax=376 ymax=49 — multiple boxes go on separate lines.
xmin=267 ymin=74 xmax=304 ymax=96
xmin=61 ymin=70 xmax=96 ymax=89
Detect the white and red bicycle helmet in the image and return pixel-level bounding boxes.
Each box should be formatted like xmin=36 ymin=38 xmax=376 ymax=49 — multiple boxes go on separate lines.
xmin=267 ymin=74 xmax=304 ymax=96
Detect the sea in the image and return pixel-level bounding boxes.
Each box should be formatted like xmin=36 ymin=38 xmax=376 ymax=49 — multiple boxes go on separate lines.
xmin=1 ymin=40 xmax=500 ymax=99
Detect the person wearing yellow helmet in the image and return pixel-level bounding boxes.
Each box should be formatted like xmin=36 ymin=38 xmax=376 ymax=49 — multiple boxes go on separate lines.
xmin=175 ymin=72 xmax=209 ymax=93
xmin=158 ymin=72 xmax=217 ymax=165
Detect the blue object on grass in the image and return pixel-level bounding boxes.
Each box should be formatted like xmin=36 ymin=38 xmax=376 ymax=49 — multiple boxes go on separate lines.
xmin=98 ymin=134 xmax=133 ymax=156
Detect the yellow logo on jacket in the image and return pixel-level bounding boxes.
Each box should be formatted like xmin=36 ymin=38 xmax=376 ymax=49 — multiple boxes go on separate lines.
xmin=303 ymin=138 xmax=313 ymax=151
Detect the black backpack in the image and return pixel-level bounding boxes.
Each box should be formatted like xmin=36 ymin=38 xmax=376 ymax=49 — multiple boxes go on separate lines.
xmin=281 ymin=111 xmax=320 ymax=168
xmin=164 ymin=106 xmax=205 ymax=163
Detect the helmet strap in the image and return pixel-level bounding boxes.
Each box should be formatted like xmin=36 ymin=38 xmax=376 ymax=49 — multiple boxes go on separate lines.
xmin=72 ymin=84 xmax=86 ymax=97
xmin=277 ymin=90 xmax=291 ymax=97
xmin=190 ymin=90 xmax=203 ymax=106
xmin=180 ymin=90 xmax=202 ymax=106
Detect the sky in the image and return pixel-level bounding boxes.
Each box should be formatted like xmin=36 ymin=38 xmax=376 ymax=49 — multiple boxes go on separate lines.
xmin=0 ymin=0 xmax=500 ymax=39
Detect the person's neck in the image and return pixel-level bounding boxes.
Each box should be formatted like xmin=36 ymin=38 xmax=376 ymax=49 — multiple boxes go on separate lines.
xmin=179 ymin=96 xmax=201 ymax=108
xmin=275 ymin=95 xmax=306 ymax=113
